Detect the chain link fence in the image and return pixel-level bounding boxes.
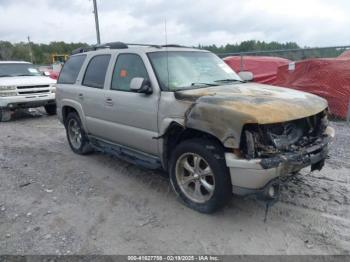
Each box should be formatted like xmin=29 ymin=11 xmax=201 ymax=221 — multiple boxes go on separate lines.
xmin=216 ymin=46 xmax=350 ymax=123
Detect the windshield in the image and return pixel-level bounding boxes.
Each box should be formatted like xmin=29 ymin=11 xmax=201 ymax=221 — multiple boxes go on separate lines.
xmin=0 ymin=63 xmax=41 ymax=77
xmin=148 ymin=51 xmax=241 ymax=91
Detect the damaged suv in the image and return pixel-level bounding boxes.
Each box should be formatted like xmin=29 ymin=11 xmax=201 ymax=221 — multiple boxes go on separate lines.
xmin=56 ymin=42 xmax=334 ymax=213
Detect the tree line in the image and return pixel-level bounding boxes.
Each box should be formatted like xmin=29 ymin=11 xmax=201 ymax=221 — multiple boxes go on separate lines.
xmin=199 ymin=40 xmax=345 ymax=60
xmin=0 ymin=40 xmax=345 ymax=64
xmin=0 ymin=41 xmax=88 ymax=64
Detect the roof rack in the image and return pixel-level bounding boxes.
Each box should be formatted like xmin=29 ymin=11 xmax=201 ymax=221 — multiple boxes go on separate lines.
xmin=71 ymin=42 xmax=128 ymax=55
xmin=71 ymin=42 xmax=189 ymax=55
xmin=125 ymin=43 xmax=161 ymax=48
xmin=161 ymin=44 xmax=186 ymax=48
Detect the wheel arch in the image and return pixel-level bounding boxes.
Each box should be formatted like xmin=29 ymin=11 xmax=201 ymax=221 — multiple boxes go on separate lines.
xmin=161 ymin=120 xmax=226 ymax=171
xmin=61 ymin=100 xmax=87 ymax=131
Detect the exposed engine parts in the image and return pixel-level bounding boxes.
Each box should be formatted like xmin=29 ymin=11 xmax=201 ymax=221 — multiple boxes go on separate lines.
xmin=267 ymin=122 xmax=303 ymax=150
xmin=241 ymin=111 xmax=329 ymax=164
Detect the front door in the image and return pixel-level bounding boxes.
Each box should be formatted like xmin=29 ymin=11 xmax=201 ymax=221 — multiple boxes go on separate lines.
xmin=100 ymin=53 xmax=159 ymax=155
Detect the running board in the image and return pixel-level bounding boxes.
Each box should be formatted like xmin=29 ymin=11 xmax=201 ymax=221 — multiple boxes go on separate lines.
xmin=88 ymin=136 xmax=162 ymax=170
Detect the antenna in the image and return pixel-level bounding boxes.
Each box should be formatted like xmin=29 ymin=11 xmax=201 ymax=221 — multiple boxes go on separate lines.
xmin=165 ymin=18 xmax=170 ymax=90
xmin=164 ymin=18 xmax=168 ymax=46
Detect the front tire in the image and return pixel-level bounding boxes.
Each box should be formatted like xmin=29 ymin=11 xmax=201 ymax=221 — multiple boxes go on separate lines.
xmin=65 ymin=112 xmax=92 ymax=155
xmin=169 ymin=138 xmax=232 ymax=213
xmin=0 ymin=109 xmax=11 ymax=122
xmin=44 ymin=104 xmax=57 ymax=115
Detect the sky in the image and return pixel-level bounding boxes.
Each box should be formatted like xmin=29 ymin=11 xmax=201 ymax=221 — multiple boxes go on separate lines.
xmin=0 ymin=0 xmax=349 ymax=47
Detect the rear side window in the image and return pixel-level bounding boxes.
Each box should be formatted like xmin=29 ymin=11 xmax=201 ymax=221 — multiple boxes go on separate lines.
xmin=58 ymin=55 xmax=86 ymax=84
xmin=82 ymin=55 xmax=111 ymax=89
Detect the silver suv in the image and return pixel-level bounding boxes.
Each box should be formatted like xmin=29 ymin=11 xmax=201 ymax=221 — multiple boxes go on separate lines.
xmin=56 ymin=42 xmax=334 ymax=213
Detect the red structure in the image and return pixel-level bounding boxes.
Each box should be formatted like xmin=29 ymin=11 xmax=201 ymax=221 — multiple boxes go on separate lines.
xmin=223 ymin=56 xmax=291 ymax=84
xmin=274 ymin=52 xmax=350 ymax=119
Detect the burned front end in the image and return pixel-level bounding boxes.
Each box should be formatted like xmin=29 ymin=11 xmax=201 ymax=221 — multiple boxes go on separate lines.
xmin=225 ymin=110 xmax=334 ymax=198
xmin=241 ymin=111 xmax=331 ymax=171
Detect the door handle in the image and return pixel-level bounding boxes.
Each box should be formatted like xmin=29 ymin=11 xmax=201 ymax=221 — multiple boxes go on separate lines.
xmin=105 ymin=97 xmax=113 ymax=106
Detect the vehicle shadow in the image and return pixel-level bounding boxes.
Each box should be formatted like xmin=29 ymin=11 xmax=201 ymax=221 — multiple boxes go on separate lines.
xmin=1 ymin=108 xmax=49 ymax=122
xmin=90 ymin=150 xmax=269 ymax=218
xmin=91 ymin=148 xmax=335 ymax=222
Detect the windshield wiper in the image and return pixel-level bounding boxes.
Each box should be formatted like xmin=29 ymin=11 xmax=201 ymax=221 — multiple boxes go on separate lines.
xmin=15 ymin=74 xmax=36 ymax=76
xmin=176 ymin=82 xmax=219 ymax=90
xmin=190 ymin=82 xmax=219 ymax=87
xmin=214 ymin=79 xmax=244 ymax=83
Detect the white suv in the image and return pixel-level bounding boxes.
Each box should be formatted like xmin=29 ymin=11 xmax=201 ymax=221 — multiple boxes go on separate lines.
xmin=0 ymin=61 xmax=56 ymax=121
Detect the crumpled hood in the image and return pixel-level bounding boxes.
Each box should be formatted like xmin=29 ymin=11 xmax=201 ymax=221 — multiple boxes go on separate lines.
xmin=175 ymin=83 xmax=328 ymax=124
xmin=0 ymin=76 xmax=56 ymax=86
xmin=174 ymin=83 xmax=328 ymax=148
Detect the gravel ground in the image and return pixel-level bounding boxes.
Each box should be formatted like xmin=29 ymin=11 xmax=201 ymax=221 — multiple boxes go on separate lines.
xmin=0 ymin=109 xmax=349 ymax=255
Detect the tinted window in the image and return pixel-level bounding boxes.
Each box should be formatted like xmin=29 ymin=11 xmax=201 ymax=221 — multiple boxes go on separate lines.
xmin=58 ymin=55 xmax=86 ymax=84
xmin=83 ymin=55 xmax=111 ymax=89
xmin=111 ymin=54 xmax=148 ymax=91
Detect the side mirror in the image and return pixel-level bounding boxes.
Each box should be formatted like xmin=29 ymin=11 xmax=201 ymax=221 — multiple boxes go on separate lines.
xmin=238 ymin=71 xmax=254 ymax=81
xmin=43 ymin=71 xmax=51 ymax=76
xmin=130 ymin=77 xmax=152 ymax=94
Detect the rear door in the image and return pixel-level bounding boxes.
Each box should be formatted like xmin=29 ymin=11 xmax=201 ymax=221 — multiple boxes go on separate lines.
xmin=80 ymin=54 xmax=112 ymax=137
xmin=56 ymin=54 xmax=87 ymax=122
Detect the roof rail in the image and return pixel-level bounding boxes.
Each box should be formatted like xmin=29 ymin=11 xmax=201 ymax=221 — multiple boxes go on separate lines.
xmin=161 ymin=44 xmax=187 ymax=48
xmin=125 ymin=43 xmax=188 ymax=48
xmin=125 ymin=43 xmax=161 ymax=48
xmin=71 ymin=42 xmax=190 ymax=55
xmin=71 ymin=42 xmax=128 ymax=55
xmin=71 ymin=46 xmax=90 ymax=55
xmin=98 ymin=42 xmax=128 ymax=49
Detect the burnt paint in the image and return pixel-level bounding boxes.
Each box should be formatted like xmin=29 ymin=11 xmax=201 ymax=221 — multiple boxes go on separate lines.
xmin=175 ymin=83 xmax=328 ymax=148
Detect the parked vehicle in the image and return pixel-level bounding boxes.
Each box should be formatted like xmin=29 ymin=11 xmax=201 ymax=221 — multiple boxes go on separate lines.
xmin=56 ymin=42 xmax=334 ymax=213
xmin=37 ymin=66 xmax=60 ymax=80
xmin=224 ymin=56 xmax=291 ymax=84
xmin=48 ymin=70 xmax=59 ymax=80
xmin=0 ymin=61 xmax=56 ymax=121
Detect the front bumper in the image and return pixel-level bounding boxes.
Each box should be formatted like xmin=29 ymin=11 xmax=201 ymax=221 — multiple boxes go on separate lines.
xmin=225 ymin=126 xmax=335 ymax=196
xmin=0 ymin=93 xmax=55 ymax=109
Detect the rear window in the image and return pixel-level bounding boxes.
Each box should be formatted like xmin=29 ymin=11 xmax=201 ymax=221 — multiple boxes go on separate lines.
xmin=82 ymin=55 xmax=111 ymax=89
xmin=57 ymin=55 xmax=86 ymax=84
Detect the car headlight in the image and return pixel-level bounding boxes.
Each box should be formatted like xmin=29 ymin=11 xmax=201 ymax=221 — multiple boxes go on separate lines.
xmin=0 ymin=92 xmax=17 ymax=97
xmin=0 ymin=85 xmax=16 ymax=91
xmin=50 ymin=84 xmax=56 ymax=93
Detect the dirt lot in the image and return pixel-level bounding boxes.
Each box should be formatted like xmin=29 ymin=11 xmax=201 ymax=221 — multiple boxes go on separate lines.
xmin=0 ymin=109 xmax=349 ymax=255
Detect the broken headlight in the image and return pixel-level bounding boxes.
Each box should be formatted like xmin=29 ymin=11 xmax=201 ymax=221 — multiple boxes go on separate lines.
xmin=241 ymin=112 xmax=326 ymax=159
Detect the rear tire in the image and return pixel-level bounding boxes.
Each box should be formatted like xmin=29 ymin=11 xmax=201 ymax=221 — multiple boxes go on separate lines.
xmin=65 ymin=112 xmax=92 ymax=155
xmin=169 ymin=138 xmax=232 ymax=213
xmin=44 ymin=104 xmax=57 ymax=115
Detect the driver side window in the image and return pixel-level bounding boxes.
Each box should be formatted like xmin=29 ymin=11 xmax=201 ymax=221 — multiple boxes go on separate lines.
xmin=111 ymin=54 xmax=149 ymax=91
